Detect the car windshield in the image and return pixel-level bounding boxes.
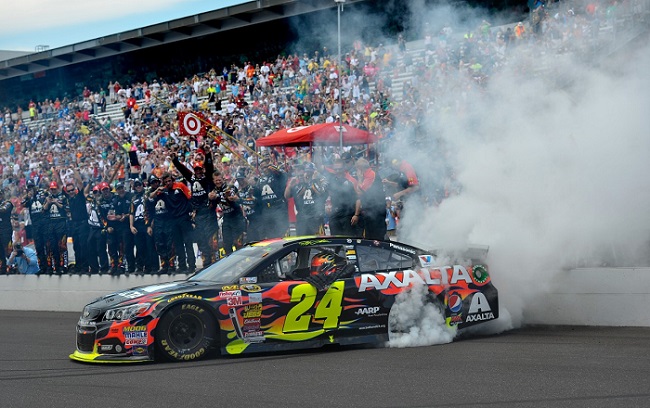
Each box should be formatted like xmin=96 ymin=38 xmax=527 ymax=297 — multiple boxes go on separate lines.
xmin=189 ymin=242 xmax=283 ymax=284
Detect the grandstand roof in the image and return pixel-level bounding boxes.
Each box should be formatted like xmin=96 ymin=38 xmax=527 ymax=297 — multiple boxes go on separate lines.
xmin=0 ymin=0 xmax=365 ymax=82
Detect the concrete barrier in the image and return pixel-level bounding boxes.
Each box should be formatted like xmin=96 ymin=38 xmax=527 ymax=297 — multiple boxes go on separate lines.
xmin=1 ymin=268 xmax=649 ymax=327
xmin=0 ymin=273 xmax=191 ymax=313
xmin=524 ymin=267 xmax=650 ymax=327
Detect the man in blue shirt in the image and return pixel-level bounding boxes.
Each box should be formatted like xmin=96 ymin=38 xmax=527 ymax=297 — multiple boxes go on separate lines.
xmin=8 ymin=243 xmax=40 ymax=275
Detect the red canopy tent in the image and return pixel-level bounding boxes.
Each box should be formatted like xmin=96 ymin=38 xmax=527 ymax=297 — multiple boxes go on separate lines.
xmin=255 ymin=124 xmax=377 ymax=147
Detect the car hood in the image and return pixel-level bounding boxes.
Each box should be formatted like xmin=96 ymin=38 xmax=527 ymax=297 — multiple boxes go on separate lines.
xmin=87 ymin=280 xmax=219 ymax=311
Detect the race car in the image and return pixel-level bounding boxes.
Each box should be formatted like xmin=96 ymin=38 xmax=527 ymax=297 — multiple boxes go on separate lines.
xmin=70 ymin=236 xmax=498 ymax=363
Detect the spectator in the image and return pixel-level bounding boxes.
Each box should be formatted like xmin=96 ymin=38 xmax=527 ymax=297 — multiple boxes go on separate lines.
xmin=8 ymin=242 xmax=39 ymax=275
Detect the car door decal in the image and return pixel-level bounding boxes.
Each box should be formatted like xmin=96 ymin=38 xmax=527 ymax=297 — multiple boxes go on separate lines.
xmin=283 ymin=281 xmax=344 ymax=333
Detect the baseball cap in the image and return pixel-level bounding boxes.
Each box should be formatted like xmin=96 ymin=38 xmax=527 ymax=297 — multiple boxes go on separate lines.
xmin=49 ymin=181 xmax=58 ymax=189
xmin=133 ymin=179 xmax=143 ymax=186
xmin=221 ymin=156 xmax=231 ymax=163
xmin=116 ymin=182 xmax=125 ymax=190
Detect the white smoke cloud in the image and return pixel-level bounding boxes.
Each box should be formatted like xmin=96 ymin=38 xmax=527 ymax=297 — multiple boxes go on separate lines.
xmin=387 ymin=282 xmax=456 ymax=348
xmin=394 ymin=3 xmax=650 ymax=331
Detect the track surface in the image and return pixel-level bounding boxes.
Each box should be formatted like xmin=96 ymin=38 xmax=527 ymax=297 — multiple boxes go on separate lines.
xmin=1 ymin=310 xmax=649 ymax=408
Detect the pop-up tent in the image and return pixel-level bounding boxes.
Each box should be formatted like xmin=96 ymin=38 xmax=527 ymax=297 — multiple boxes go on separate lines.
xmin=255 ymin=124 xmax=377 ymax=147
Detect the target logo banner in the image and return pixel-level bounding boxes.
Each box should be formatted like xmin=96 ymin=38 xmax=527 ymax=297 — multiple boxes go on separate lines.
xmin=178 ymin=111 xmax=207 ymax=136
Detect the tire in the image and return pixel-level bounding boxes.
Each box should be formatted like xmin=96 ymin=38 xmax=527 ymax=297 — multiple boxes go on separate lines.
xmin=155 ymin=303 xmax=216 ymax=362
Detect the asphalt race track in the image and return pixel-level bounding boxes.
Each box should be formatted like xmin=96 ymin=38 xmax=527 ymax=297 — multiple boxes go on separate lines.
xmin=1 ymin=310 xmax=649 ymax=408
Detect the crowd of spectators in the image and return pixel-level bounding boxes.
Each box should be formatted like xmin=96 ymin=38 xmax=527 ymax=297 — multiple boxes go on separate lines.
xmin=0 ymin=0 xmax=641 ymax=274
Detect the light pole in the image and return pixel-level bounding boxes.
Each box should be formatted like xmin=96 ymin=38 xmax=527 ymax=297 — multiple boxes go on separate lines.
xmin=335 ymin=0 xmax=345 ymax=151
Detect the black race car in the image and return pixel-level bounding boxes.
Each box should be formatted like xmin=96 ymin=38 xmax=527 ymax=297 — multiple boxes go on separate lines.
xmin=70 ymin=236 xmax=498 ymax=363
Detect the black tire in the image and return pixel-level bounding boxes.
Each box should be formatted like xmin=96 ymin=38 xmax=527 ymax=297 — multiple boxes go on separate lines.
xmin=155 ymin=303 xmax=216 ymax=362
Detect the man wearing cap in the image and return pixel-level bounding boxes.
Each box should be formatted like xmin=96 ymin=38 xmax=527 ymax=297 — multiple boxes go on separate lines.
xmin=43 ymin=181 xmax=70 ymax=274
xmin=156 ymin=172 xmax=195 ymax=274
xmin=256 ymin=157 xmax=289 ymax=239
xmin=171 ymin=145 xmax=217 ymax=268
xmin=97 ymin=181 xmax=122 ymax=275
xmin=146 ymin=175 xmax=170 ymax=274
xmin=129 ymin=179 xmax=154 ymax=274
xmin=113 ymin=181 xmax=135 ymax=274
xmin=284 ymin=162 xmax=328 ymax=236
xmin=87 ymin=184 xmax=109 ymax=275
xmin=21 ymin=180 xmax=49 ymax=272
xmin=209 ymin=171 xmax=245 ymax=256
xmin=0 ymin=189 xmax=14 ymax=274
xmin=61 ymin=168 xmax=91 ymax=274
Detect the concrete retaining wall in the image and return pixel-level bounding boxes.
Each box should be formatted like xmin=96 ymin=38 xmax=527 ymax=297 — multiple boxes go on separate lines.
xmin=1 ymin=268 xmax=648 ymax=327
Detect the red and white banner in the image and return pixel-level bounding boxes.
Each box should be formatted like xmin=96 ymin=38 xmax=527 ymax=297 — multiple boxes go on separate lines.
xmin=178 ymin=112 xmax=207 ymax=136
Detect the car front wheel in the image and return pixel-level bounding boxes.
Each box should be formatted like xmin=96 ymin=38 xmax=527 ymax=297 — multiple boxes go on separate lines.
xmin=155 ymin=303 xmax=216 ymax=362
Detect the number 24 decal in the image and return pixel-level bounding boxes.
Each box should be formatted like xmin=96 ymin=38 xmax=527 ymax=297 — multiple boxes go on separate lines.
xmin=283 ymin=282 xmax=344 ymax=333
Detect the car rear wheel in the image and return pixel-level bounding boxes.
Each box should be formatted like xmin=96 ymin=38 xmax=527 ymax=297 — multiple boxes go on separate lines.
xmin=155 ymin=303 xmax=216 ymax=362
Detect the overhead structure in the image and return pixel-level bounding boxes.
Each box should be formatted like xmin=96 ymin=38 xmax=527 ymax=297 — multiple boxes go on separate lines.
xmin=0 ymin=0 xmax=365 ymax=82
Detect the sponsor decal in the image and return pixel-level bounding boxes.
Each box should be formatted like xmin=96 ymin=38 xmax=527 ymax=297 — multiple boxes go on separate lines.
xmin=388 ymin=242 xmax=416 ymax=254
xmin=354 ymin=306 xmax=381 ymax=316
xmin=132 ymin=347 xmax=147 ymax=356
xmin=221 ymin=285 xmax=239 ymax=291
xmin=448 ymin=293 xmax=463 ymax=313
xmin=125 ymin=331 xmax=148 ymax=346
xmin=243 ymin=303 xmax=262 ymax=318
xmin=243 ymin=330 xmax=264 ymax=338
xmin=240 ymin=284 xmax=262 ymax=292
xmin=168 ymin=293 xmax=202 ymax=303
xmin=465 ymin=312 xmax=495 ymax=322
xmin=358 ymin=324 xmax=386 ymax=330
xmin=299 ymin=239 xmax=330 ymax=246
xmin=449 ymin=314 xmax=463 ymax=326
xmin=239 ymin=277 xmax=257 ymax=284
xmin=181 ymin=304 xmax=205 ymax=313
xmin=418 ymin=255 xmax=434 ymax=267
xmin=117 ymin=290 xmax=144 ymax=299
xmin=100 ymin=344 xmax=113 ymax=351
xmin=357 ymin=269 xmax=443 ymax=292
xmin=248 ymin=292 xmax=262 ymax=304
xmin=115 ymin=345 xmax=123 ymax=353
xmin=227 ymin=296 xmax=243 ymax=306
xmin=468 ymin=292 xmax=492 ymax=314
xmin=78 ymin=319 xmax=95 ymax=327
xmin=219 ymin=290 xmax=242 ymax=298
xmin=243 ymin=318 xmax=261 ymax=326
xmin=123 ymin=325 xmax=147 ymax=332
xmin=472 ymin=265 xmax=489 ymax=284
xmin=243 ymin=319 xmax=261 ymax=331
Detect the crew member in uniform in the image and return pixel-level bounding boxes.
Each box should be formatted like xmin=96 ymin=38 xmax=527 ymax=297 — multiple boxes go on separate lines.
xmin=22 ymin=180 xmax=49 ymax=272
xmin=0 ymin=190 xmax=14 ymax=274
xmin=87 ymin=184 xmax=109 ymax=275
xmin=284 ymin=162 xmax=328 ymax=236
xmin=129 ymin=179 xmax=152 ymax=274
xmin=210 ymin=171 xmax=245 ymax=255
xmin=44 ymin=181 xmax=70 ymax=274
xmin=257 ymin=157 xmax=288 ymax=239
xmin=171 ymin=146 xmax=218 ymax=268
xmin=63 ymin=171 xmax=91 ymax=274
xmin=236 ymin=168 xmax=262 ymax=243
